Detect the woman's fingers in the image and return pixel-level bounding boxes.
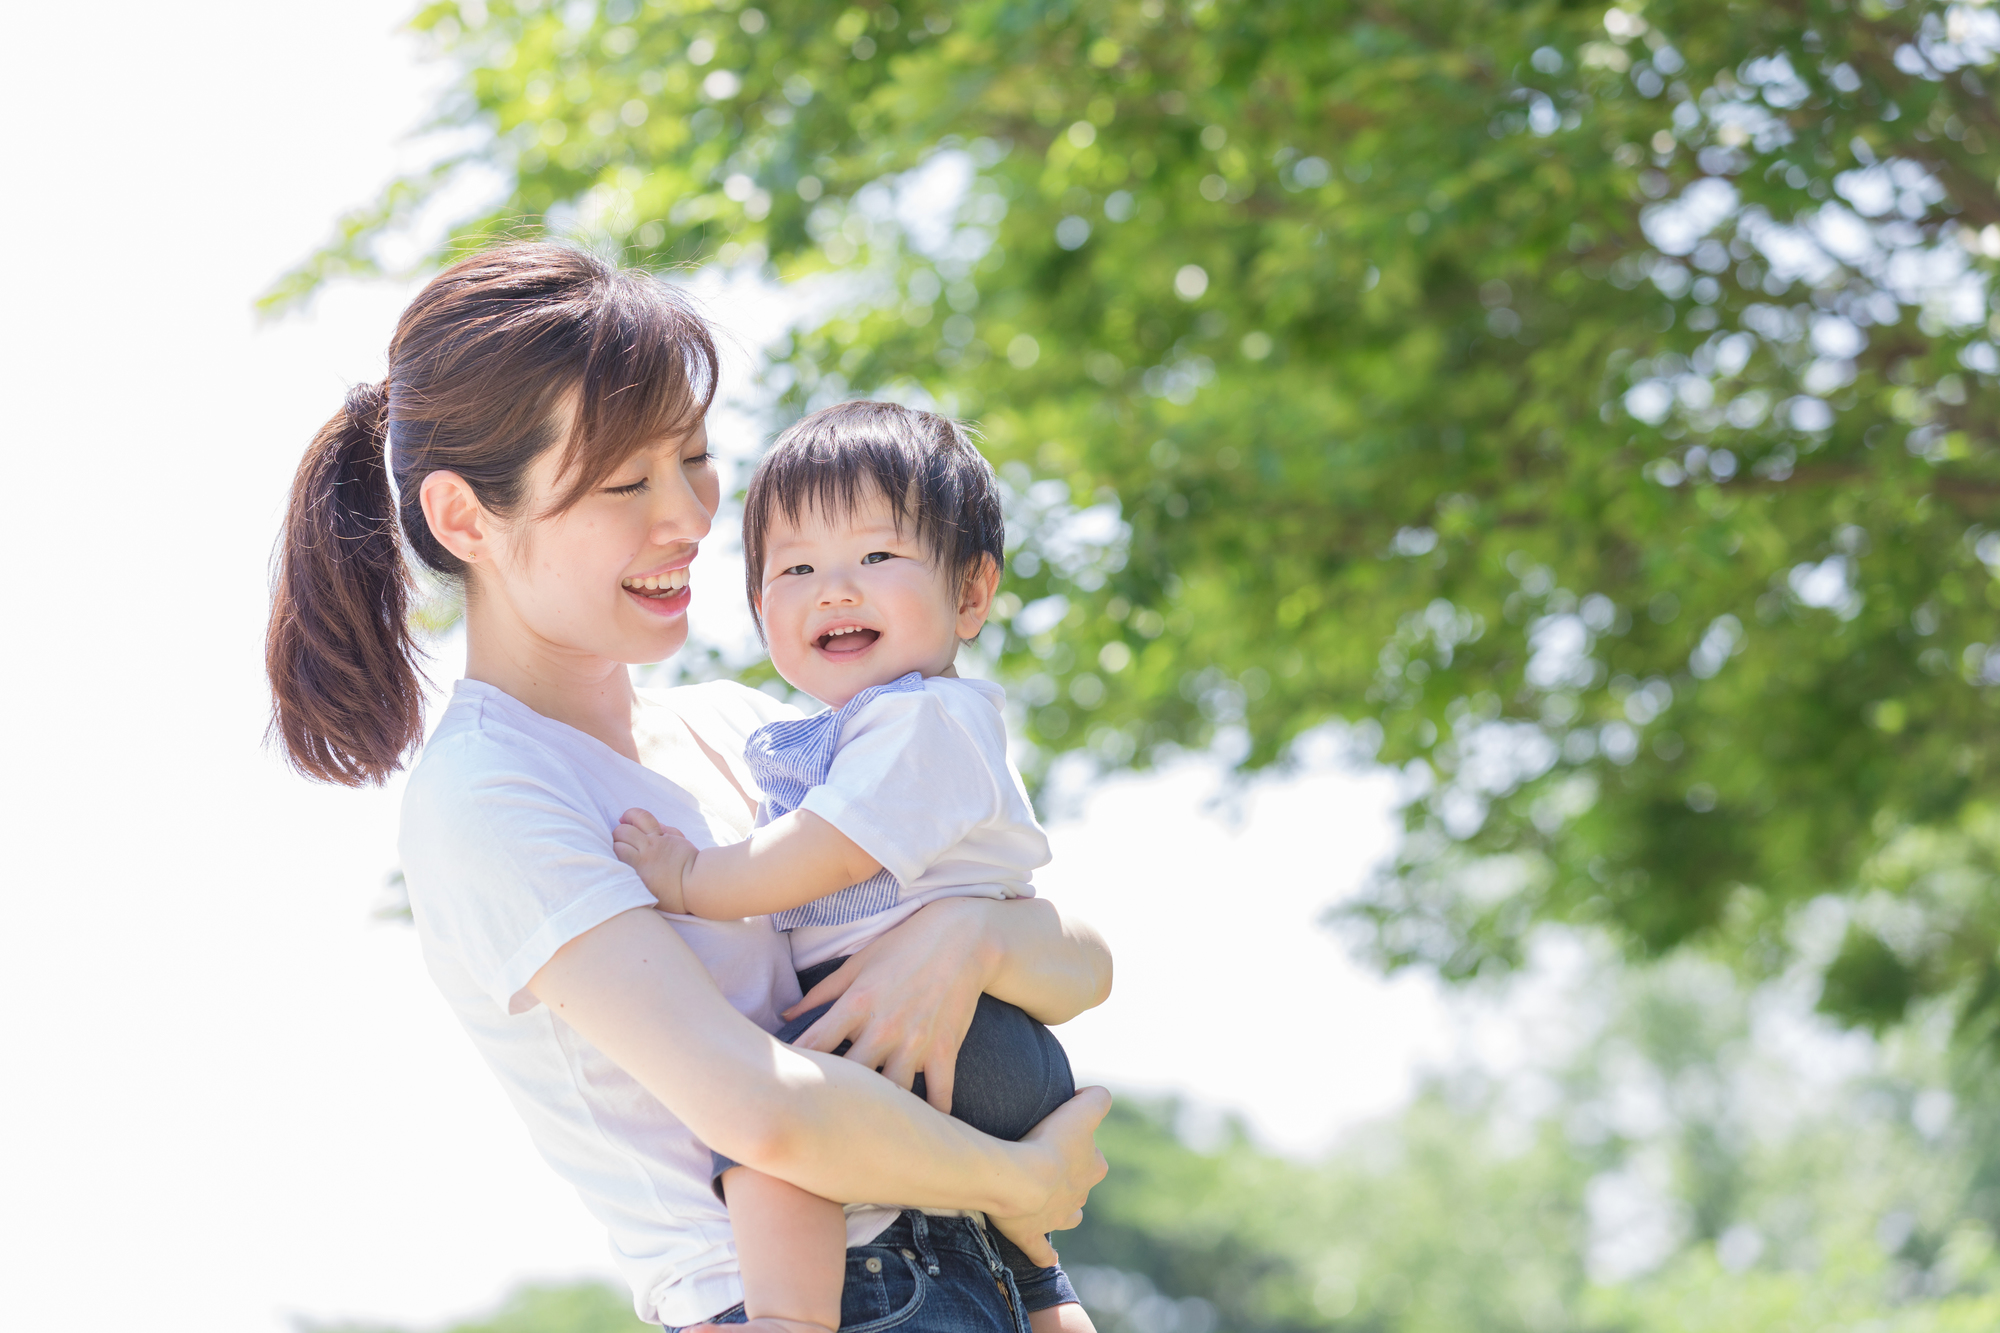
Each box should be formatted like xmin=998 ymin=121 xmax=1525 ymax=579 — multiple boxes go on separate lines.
xmin=790 ymin=1000 xmax=863 ymax=1054
xmin=987 ymin=1086 xmax=1110 ymax=1264
xmin=1007 ymin=1230 xmax=1060 ymax=1268
xmin=783 ymin=955 xmax=859 ymax=1021
xmin=920 ymin=1044 xmax=956 ymax=1114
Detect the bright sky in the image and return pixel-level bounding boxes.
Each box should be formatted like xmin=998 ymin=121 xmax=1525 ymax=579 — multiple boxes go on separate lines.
xmin=0 ymin=5 xmax=1449 ymax=1329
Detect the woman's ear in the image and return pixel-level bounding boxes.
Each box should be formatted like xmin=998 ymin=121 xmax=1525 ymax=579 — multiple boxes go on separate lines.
xmin=954 ymin=555 xmax=1003 ymax=639
xmin=420 ymin=470 xmax=489 ymax=565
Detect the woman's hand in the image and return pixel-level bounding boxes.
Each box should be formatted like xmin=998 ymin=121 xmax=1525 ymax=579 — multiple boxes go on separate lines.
xmin=787 ymin=896 xmax=1113 ymax=1114
xmin=986 ymin=1087 xmax=1114 ymax=1267
xmin=786 ymin=897 xmax=995 ymax=1113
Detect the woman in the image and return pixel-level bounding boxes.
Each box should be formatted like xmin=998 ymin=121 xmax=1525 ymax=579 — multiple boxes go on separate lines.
xmin=265 ymin=242 xmax=1112 ymax=1332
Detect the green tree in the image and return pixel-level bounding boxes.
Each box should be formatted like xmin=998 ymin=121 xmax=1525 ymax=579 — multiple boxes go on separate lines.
xmin=276 ymin=0 xmax=2000 ymax=1034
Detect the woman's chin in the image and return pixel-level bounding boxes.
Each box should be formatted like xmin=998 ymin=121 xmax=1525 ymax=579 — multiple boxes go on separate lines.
xmin=613 ymin=618 xmax=691 ymax=667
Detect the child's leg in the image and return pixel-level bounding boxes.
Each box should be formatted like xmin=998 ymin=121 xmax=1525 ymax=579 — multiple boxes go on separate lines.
xmin=1029 ymin=1304 xmax=1098 ymax=1333
xmin=718 ymin=1166 xmax=845 ymax=1333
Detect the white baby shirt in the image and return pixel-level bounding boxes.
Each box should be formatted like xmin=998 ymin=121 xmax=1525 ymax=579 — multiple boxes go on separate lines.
xmin=750 ymin=673 xmax=1051 ymax=969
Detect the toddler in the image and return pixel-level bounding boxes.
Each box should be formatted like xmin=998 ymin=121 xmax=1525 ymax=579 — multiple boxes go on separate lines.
xmin=614 ymin=401 xmax=1091 ymax=1333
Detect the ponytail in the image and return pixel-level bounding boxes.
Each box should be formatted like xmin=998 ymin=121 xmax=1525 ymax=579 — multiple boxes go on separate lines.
xmin=265 ymin=381 xmax=423 ymax=786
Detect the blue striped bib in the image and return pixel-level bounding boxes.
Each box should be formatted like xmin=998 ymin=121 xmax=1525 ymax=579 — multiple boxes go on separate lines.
xmin=746 ymin=671 xmax=927 ymax=931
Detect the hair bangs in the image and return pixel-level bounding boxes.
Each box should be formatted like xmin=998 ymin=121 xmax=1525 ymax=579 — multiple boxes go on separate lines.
xmin=548 ymin=271 xmax=720 ymax=513
xmin=742 ymin=400 xmax=1006 ymax=632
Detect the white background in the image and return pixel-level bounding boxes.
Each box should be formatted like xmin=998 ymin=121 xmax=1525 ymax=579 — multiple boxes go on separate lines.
xmin=0 ymin=5 xmax=1450 ymax=1328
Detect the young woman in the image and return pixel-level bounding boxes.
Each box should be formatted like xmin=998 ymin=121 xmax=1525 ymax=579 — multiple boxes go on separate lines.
xmin=265 ymin=242 xmax=1113 ymax=1333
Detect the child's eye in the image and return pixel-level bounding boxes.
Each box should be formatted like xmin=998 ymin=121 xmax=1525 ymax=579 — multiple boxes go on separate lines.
xmin=862 ymin=551 xmax=895 ymax=565
xmin=783 ymin=563 xmax=814 ymax=576
xmin=605 ymin=478 xmax=650 ymax=496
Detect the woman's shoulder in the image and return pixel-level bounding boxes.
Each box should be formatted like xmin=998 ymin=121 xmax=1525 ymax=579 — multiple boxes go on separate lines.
xmin=652 ymin=677 xmax=803 ymax=741
xmin=404 ymin=684 xmax=589 ymax=814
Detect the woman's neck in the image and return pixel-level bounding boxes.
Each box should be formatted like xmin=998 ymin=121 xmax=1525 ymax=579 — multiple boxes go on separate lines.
xmin=463 ymin=600 xmax=641 ymax=762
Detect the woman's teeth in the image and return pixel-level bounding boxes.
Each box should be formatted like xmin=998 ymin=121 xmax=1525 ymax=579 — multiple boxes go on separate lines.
xmin=621 ymin=570 xmax=690 ymax=594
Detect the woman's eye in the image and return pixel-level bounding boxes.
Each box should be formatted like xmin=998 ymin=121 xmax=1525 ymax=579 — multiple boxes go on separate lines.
xmin=684 ymin=450 xmax=717 ymax=467
xmin=862 ymin=551 xmax=895 ymax=565
xmin=606 ymin=478 xmax=650 ymax=496
xmin=784 ymin=563 xmax=814 ymax=576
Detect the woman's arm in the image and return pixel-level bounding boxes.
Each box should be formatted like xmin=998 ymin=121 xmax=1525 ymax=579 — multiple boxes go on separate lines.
xmin=787 ymin=896 xmax=1113 ymax=1114
xmin=528 ymin=905 xmax=1108 ymax=1263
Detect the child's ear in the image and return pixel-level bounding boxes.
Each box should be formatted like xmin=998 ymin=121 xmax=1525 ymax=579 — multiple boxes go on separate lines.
xmin=955 ymin=555 xmax=1002 ymax=640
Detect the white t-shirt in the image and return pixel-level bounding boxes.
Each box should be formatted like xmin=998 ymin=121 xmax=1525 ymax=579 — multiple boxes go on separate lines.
xmin=783 ymin=676 xmax=1052 ymax=969
xmin=399 ymin=678 xmax=897 ymax=1327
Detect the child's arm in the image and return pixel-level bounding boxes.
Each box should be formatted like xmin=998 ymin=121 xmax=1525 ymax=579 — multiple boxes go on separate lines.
xmin=613 ymin=807 xmax=882 ymax=918
xmin=718 ymin=1166 xmax=845 ymax=1333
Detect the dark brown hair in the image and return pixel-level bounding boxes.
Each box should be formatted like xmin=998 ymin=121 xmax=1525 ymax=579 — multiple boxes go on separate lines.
xmin=266 ymin=242 xmax=719 ymax=786
xmin=741 ymin=400 xmax=1005 ymax=635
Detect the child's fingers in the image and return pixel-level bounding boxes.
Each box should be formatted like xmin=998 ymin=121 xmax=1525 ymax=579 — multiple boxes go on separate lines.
xmin=612 ymin=840 xmax=640 ymax=867
xmin=618 ymin=808 xmax=663 ymax=834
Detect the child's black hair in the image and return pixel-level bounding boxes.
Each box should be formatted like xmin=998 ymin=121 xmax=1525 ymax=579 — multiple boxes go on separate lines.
xmin=742 ymin=400 xmax=1006 ymax=633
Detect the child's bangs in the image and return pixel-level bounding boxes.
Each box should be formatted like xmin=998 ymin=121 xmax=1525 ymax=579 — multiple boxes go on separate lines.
xmin=547 ymin=272 xmax=720 ymax=513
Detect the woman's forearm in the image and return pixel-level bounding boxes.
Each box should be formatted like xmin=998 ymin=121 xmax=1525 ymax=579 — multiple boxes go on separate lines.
xmin=973 ymin=897 xmax=1113 ymax=1025
xmin=529 ymin=906 xmax=1047 ymax=1216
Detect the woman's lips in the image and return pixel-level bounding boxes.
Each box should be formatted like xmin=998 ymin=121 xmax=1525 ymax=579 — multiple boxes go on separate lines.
xmin=624 ymin=582 xmax=691 ymax=617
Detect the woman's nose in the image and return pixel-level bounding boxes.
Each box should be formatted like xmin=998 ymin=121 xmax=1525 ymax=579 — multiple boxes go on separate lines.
xmin=649 ymin=475 xmax=714 ymax=543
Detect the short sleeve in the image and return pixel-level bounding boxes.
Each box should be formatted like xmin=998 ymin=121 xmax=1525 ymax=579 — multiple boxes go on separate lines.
xmin=796 ymin=688 xmax=1004 ymax=886
xmin=400 ymin=734 xmax=658 ymax=1015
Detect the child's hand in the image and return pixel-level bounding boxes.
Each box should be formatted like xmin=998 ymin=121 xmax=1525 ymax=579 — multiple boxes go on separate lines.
xmin=613 ymin=808 xmax=699 ymax=915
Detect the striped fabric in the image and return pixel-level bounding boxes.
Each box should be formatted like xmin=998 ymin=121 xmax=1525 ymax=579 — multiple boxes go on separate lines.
xmin=749 ymin=671 xmax=927 ymax=930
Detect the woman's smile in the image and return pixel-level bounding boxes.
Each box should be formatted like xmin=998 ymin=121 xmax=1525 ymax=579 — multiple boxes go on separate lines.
xmin=622 ymin=564 xmax=694 ymax=616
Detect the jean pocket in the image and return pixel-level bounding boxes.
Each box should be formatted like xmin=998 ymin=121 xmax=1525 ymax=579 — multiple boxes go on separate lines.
xmin=841 ymin=1244 xmax=928 ymax=1333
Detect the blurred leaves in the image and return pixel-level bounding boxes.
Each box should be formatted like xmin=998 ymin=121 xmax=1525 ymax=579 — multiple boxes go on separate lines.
xmin=325 ymin=961 xmax=2000 ymax=1333
xmin=284 ymin=0 xmax=2000 ymax=1036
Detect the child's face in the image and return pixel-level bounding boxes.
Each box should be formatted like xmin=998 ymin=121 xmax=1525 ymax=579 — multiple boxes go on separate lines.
xmin=756 ymin=486 xmax=994 ymax=706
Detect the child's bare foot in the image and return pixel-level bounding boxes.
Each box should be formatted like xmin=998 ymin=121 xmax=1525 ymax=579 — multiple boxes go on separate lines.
xmin=612 ymin=807 xmax=698 ymax=914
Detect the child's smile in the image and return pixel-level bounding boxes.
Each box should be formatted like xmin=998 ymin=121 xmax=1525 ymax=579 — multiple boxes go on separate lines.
xmin=757 ymin=485 xmax=993 ymax=707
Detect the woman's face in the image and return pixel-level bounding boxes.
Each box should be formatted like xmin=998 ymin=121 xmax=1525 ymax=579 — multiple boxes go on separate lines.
xmin=471 ymin=418 xmax=720 ymax=668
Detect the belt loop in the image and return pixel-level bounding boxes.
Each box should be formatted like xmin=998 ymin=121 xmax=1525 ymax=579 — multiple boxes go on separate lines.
xmin=910 ymin=1210 xmax=942 ymax=1276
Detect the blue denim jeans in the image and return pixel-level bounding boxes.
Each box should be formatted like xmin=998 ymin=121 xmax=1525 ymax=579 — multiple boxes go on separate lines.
xmin=712 ymin=957 xmax=1079 ymax=1312
xmin=665 ymin=1211 xmax=1030 ymax=1333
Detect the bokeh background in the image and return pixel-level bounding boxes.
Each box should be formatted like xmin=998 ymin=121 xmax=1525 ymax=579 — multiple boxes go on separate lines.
xmin=9 ymin=1 xmax=2000 ymax=1330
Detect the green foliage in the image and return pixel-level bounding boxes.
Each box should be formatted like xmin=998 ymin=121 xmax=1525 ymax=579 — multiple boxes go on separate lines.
xmin=282 ymin=0 xmax=2000 ymax=1032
